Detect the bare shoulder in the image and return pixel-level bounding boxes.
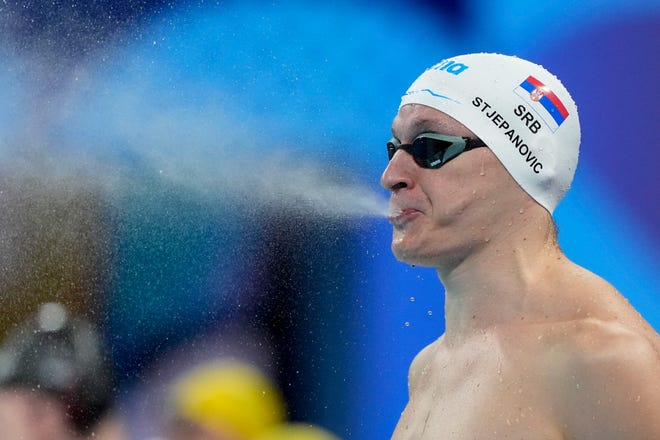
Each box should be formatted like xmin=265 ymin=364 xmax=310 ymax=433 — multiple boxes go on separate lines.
xmin=542 ymin=318 xmax=660 ymax=439
xmin=407 ymin=338 xmax=441 ymax=390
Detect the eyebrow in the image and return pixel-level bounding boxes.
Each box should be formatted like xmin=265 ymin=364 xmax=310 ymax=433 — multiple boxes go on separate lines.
xmin=391 ymin=117 xmax=446 ymax=140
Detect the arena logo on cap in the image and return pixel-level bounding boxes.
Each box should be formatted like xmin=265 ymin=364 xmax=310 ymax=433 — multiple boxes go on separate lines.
xmin=514 ymin=75 xmax=569 ymax=132
xmin=430 ymin=59 xmax=469 ymax=76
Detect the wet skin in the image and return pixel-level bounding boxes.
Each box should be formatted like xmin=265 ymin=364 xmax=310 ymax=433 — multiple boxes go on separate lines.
xmin=381 ymin=104 xmax=660 ymax=440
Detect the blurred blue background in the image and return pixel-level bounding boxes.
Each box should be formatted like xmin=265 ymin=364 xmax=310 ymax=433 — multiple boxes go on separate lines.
xmin=0 ymin=0 xmax=658 ymax=438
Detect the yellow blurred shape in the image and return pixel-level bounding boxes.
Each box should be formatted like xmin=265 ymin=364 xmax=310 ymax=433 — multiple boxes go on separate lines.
xmin=170 ymin=361 xmax=285 ymax=439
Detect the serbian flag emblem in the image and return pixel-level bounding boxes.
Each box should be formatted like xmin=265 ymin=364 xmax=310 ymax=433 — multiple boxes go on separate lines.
xmin=514 ymin=75 xmax=569 ymax=131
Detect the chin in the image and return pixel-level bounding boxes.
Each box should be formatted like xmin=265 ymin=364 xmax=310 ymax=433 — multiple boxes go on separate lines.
xmin=391 ymin=233 xmax=465 ymax=268
xmin=391 ymin=243 xmax=435 ymax=267
xmin=391 ymin=229 xmax=432 ymax=266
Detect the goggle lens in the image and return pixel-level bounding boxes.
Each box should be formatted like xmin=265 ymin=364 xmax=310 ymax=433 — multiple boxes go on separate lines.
xmin=387 ymin=133 xmax=486 ymax=169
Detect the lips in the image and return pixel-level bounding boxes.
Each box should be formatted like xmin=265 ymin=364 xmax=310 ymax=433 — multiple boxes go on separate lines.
xmin=387 ymin=206 xmax=422 ymax=227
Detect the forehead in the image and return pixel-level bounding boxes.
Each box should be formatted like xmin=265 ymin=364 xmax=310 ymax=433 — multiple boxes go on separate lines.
xmin=391 ymin=104 xmax=476 ymax=140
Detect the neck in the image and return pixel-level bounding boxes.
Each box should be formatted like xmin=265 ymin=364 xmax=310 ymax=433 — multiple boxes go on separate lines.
xmin=437 ymin=207 xmax=565 ymax=345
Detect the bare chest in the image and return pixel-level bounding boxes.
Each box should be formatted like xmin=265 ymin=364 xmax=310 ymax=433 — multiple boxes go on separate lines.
xmin=391 ymin=340 xmax=563 ymax=440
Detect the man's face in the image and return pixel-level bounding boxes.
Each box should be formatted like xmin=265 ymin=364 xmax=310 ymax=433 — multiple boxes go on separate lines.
xmin=380 ymin=104 xmax=517 ymax=267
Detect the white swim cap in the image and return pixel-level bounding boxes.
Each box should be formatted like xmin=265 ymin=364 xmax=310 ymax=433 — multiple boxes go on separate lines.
xmin=400 ymin=53 xmax=580 ymax=213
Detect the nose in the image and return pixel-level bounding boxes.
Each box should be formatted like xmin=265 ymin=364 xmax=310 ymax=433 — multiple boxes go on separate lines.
xmin=380 ymin=149 xmax=416 ymax=192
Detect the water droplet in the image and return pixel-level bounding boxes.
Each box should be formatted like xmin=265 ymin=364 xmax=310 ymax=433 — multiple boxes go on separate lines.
xmin=409 ymin=296 xmax=415 ymax=302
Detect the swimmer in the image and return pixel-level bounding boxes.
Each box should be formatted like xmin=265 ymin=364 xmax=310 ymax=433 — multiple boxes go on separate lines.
xmin=0 ymin=302 xmax=124 ymax=440
xmin=381 ymin=53 xmax=660 ymax=439
xmin=164 ymin=360 xmax=285 ymax=440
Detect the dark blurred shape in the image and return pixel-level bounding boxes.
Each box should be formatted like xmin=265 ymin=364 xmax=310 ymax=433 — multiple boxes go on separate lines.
xmin=0 ymin=0 xmax=176 ymax=98
xmin=0 ymin=302 xmax=115 ymax=435
xmin=417 ymin=0 xmax=469 ymax=21
xmin=0 ymin=0 xmax=172 ymax=60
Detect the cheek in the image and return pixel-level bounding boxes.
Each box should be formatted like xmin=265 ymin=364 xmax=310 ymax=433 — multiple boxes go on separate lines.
xmin=428 ymin=156 xmax=502 ymax=213
xmin=426 ymin=182 xmax=474 ymax=224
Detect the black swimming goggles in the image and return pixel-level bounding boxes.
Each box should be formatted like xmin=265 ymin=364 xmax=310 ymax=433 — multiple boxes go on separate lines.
xmin=387 ymin=132 xmax=487 ymax=169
